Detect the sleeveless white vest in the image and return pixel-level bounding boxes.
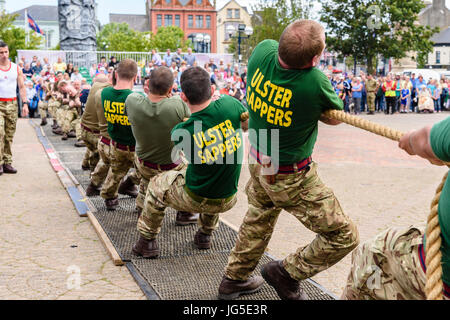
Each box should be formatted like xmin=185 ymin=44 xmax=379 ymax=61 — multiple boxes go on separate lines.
xmin=0 ymin=61 xmax=19 ymax=99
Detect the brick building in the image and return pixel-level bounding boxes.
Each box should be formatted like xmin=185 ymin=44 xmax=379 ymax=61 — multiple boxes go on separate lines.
xmin=149 ymin=0 xmax=217 ymax=53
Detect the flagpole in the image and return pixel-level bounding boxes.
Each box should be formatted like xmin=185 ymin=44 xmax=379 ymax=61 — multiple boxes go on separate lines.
xmin=24 ymin=9 xmax=28 ymax=46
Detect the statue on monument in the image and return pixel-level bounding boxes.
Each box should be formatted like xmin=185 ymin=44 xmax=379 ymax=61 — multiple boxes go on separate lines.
xmin=58 ymin=0 xmax=97 ymax=51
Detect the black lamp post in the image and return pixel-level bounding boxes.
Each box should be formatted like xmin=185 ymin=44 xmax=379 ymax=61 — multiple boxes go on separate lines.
xmin=227 ymin=23 xmax=253 ymax=67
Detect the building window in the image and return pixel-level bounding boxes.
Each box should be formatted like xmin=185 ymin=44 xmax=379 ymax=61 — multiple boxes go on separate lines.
xmin=188 ymin=15 xmax=193 ymax=28
xmin=175 ymin=15 xmax=180 ymax=27
xmin=235 ymin=9 xmax=240 ymax=19
xmin=227 ymin=9 xmax=232 ymax=19
xmin=157 ymin=14 xmax=162 ymax=27
xmin=206 ymin=15 xmax=211 ymax=29
xmin=196 ymin=15 xmax=203 ymax=28
xmin=436 ymin=51 xmax=441 ymax=64
xmin=165 ymin=15 xmax=173 ymax=26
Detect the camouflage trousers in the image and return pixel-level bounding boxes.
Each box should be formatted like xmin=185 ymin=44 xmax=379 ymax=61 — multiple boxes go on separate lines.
xmin=100 ymin=142 xmax=140 ymax=200
xmin=367 ymin=92 xmax=376 ymax=112
xmin=80 ymin=128 xmax=100 ymax=171
xmin=38 ymin=101 xmax=48 ymax=119
xmin=134 ymin=158 xmax=186 ymax=211
xmin=48 ymin=99 xmax=60 ymax=120
xmin=0 ymin=100 xmax=18 ymax=166
xmin=224 ymin=161 xmax=359 ymax=281
xmin=55 ymin=105 xmax=67 ymax=128
xmin=61 ymin=108 xmax=79 ymax=134
xmin=137 ymin=167 xmax=237 ymax=240
xmin=340 ymin=226 xmax=449 ymax=300
xmin=91 ymin=138 xmax=111 ymax=187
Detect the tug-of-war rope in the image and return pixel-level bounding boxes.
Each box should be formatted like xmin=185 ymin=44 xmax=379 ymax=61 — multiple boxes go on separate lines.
xmin=323 ymin=109 xmax=449 ymax=300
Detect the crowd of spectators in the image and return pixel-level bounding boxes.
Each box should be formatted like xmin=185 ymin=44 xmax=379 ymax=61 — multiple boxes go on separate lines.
xmin=18 ymin=55 xmax=91 ymax=118
xmin=329 ymin=71 xmax=450 ymax=114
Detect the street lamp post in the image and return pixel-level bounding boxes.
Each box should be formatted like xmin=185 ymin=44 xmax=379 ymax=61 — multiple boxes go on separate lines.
xmin=195 ymin=33 xmax=211 ymax=53
xmin=226 ymin=23 xmax=253 ymax=68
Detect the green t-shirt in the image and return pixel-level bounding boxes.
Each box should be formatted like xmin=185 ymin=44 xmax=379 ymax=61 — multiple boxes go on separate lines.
xmin=126 ymin=93 xmax=191 ymax=164
xmin=172 ymin=95 xmax=247 ymax=199
xmin=101 ymin=87 xmax=135 ymax=146
xmin=246 ymin=40 xmax=343 ymax=165
xmin=429 ymin=116 xmax=450 ymax=286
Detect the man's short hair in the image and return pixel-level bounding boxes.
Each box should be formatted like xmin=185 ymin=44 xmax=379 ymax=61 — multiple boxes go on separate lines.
xmin=116 ymin=59 xmax=137 ymax=81
xmin=149 ymin=66 xmax=174 ymax=95
xmin=180 ymin=67 xmax=211 ymax=105
xmin=0 ymin=41 xmax=8 ymax=48
xmin=278 ymin=20 xmax=325 ymax=69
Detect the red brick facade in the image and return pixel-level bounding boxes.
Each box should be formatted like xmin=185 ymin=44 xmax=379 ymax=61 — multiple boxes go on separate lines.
xmin=148 ymin=0 xmax=217 ymax=53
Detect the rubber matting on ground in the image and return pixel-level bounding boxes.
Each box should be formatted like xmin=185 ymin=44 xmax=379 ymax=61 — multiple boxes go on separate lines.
xmin=39 ymin=120 xmax=336 ymax=300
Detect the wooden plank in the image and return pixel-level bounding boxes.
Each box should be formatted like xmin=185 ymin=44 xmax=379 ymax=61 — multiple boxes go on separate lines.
xmin=87 ymin=211 xmax=124 ymax=266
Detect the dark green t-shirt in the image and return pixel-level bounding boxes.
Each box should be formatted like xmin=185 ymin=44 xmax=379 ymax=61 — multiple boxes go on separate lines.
xmin=126 ymin=93 xmax=191 ymax=164
xmin=246 ymin=40 xmax=343 ymax=165
xmin=101 ymin=87 xmax=135 ymax=146
xmin=172 ymin=95 xmax=247 ymax=199
xmin=429 ymin=117 xmax=450 ymax=285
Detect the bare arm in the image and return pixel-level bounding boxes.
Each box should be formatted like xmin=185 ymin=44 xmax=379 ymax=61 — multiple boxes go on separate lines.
xmin=399 ymin=126 xmax=444 ymax=166
xmin=17 ymin=69 xmax=29 ymax=117
xmin=320 ymin=114 xmax=341 ymax=126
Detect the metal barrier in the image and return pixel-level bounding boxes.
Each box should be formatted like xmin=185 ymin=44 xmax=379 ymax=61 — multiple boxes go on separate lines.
xmin=17 ymin=50 xmax=234 ymax=69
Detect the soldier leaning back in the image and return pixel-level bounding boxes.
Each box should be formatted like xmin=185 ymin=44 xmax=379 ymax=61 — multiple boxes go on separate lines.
xmin=99 ymin=59 xmax=140 ymax=211
xmin=132 ymin=67 xmax=249 ymax=260
xmin=218 ymin=20 xmax=360 ymax=300
xmin=126 ymin=66 xmax=198 ymax=224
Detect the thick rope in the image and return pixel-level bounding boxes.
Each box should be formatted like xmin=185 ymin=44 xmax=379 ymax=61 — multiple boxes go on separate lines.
xmin=322 ymin=109 xmax=449 ymax=300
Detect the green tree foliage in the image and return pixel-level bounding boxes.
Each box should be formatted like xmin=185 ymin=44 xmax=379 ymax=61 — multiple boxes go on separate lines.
xmin=0 ymin=12 xmax=43 ymax=59
xmin=97 ymin=22 xmax=153 ymax=52
xmin=320 ymin=0 xmax=439 ymax=73
xmin=228 ymin=0 xmax=313 ymax=62
xmin=97 ymin=23 xmax=190 ymax=52
xmin=152 ymin=26 xmax=190 ymax=51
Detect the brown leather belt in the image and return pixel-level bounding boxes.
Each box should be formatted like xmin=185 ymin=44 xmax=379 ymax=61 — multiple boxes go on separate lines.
xmin=112 ymin=140 xmax=135 ymax=152
xmin=81 ymin=123 xmax=100 ymax=134
xmin=138 ymin=158 xmax=181 ymax=171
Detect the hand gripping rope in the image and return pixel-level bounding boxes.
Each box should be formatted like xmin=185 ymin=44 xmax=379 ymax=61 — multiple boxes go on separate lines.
xmin=323 ymin=109 xmax=449 ymax=300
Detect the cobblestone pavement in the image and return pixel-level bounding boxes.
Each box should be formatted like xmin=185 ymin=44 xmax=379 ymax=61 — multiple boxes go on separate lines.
xmin=221 ymin=112 xmax=450 ymax=297
xmin=0 ymin=120 xmax=145 ymax=300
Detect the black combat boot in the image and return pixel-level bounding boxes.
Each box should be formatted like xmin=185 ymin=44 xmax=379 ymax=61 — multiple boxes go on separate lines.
xmin=118 ymin=177 xmax=138 ymax=198
xmin=132 ymin=235 xmax=159 ymax=259
xmin=194 ymin=230 xmax=211 ymax=250
xmin=105 ymin=197 xmax=119 ymax=211
xmin=175 ymin=211 xmax=199 ymax=226
xmin=40 ymin=117 xmax=47 ymax=126
xmin=261 ymin=260 xmax=309 ymax=300
xmin=218 ymin=276 xmax=265 ymax=300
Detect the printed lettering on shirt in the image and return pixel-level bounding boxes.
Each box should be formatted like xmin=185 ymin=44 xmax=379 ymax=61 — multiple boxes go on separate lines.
xmin=103 ymin=100 xmax=131 ymax=126
xmin=246 ymin=68 xmax=293 ymax=127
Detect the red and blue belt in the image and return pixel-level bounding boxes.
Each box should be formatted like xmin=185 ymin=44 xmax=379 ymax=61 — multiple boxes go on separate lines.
xmin=418 ymin=243 xmax=450 ymax=298
xmin=249 ymin=146 xmax=312 ymax=174
xmin=112 ymin=140 xmax=135 ymax=152
xmin=138 ymin=158 xmax=181 ymax=171
xmin=100 ymin=136 xmax=111 ymax=146
xmin=81 ymin=123 xmax=100 ymax=134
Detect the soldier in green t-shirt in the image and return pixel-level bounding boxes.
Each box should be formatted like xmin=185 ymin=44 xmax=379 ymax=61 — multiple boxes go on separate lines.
xmin=126 ymin=66 xmax=198 ymax=225
xmin=132 ymin=67 xmax=264 ymax=295
xmin=218 ymin=20 xmax=360 ymax=300
xmin=343 ymin=117 xmax=450 ymax=300
xmin=100 ymin=59 xmax=140 ymax=211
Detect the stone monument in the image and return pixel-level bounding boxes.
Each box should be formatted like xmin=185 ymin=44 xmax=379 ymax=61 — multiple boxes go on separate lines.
xmin=58 ymin=0 xmax=97 ymax=67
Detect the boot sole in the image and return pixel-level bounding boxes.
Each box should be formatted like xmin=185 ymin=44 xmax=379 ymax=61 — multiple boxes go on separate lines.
xmin=132 ymin=247 xmax=159 ymax=259
xmin=118 ymin=191 xmax=138 ymax=198
xmin=217 ymin=287 xmax=263 ymax=300
xmin=175 ymin=220 xmax=198 ymax=226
